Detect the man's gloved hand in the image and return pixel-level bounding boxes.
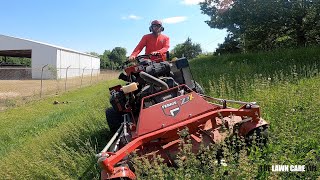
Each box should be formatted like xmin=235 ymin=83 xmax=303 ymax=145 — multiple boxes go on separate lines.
xmin=150 ymin=51 xmax=160 ymax=55
xmin=129 ymin=55 xmax=136 ymax=61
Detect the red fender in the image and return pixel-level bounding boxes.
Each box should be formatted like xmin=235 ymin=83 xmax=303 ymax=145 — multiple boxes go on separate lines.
xmin=238 ymin=118 xmax=268 ymax=137
xmin=101 ymin=167 xmax=136 ymax=180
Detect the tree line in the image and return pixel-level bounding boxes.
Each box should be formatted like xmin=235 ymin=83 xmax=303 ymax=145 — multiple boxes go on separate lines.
xmin=0 ymin=56 xmax=31 ymax=67
xmin=200 ymin=0 xmax=320 ymax=54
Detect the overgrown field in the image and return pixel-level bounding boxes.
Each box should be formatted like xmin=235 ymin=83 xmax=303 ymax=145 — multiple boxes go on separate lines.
xmin=189 ymin=47 xmax=320 ymax=179
xmin=1 ymin=46 xmax=319 ymax=179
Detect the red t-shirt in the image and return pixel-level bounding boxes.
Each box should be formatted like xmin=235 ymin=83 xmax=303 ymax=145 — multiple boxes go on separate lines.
xmin=131 ymin=33 xmax=170 ymax=60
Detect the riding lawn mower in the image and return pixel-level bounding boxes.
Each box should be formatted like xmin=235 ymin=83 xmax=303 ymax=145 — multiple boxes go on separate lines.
xmin=96 ymin=54 xmax=269 ymax=179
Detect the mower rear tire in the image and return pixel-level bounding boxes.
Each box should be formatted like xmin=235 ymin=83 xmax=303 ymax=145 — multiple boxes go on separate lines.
xmin=105 ymin=107 xmax=123 ymax=133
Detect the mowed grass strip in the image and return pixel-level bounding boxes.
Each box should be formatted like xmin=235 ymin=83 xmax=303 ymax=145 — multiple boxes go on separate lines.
xmin=0 ymin=80 xmax=121 ymax=179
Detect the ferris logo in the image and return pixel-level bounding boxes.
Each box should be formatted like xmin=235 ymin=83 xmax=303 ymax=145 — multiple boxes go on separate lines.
xmin=162 ymin=101 xmax=180 ymax=117
xmin=161 ymin=94 xmax=194 ymax=117
xmin=162 ymin=101 xmax=177 ymax=109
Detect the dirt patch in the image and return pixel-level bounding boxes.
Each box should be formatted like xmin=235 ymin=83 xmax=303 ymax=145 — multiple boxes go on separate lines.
xmin=0 ymin=92 xmax=20 ymax=99
xmin=0 ymin=70 xmax=120 ymax=112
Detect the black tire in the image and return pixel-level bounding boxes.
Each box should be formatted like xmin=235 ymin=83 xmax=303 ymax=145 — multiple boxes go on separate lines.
xmin=245 ymin=125 xmax=269 ymax=148
xmin=192 ymin=80 xmax=205 ymax=94
xmin=105 ymin=107 xmax=123 ymax=133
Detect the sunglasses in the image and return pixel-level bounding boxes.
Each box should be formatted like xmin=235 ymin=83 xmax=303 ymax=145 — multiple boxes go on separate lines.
xmin=152 ymin=24 xmax=161 ymax=27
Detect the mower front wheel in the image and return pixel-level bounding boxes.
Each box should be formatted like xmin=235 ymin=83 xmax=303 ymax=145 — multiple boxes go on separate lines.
xmin=192 ymin=80 xmax=205 ymax=94
xmin=105 ymin=107 xmax=123 ymax=133
xmin=245 ymin=125 xmax=269 ymax=148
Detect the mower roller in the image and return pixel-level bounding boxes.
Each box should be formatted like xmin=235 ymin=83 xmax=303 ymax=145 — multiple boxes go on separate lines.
xmin=96 ymin=54 xmax=268 ymax=179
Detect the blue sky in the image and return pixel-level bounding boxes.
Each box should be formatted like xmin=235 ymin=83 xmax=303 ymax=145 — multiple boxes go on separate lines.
xmin=0 ymin=0 xmax=228 ymax=56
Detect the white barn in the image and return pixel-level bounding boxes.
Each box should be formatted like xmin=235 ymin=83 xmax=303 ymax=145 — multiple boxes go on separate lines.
xmin=0 ymin=34 xmax=100 ymax=79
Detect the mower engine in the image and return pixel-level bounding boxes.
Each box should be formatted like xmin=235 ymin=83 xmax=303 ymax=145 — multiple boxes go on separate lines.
xmin=111 ymin=56 xmax=198 ymax=115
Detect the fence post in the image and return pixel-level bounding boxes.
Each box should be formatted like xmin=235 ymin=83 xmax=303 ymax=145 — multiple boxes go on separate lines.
xmin=90 ymin=68 xmax=94 ymax=85
xmin=40 ymin=64 xmax=48 ymax=98
xmin=65 ymin=65 xmax=71 ymax=92
xmin=80 ymin=67 xmax=86 ymax=88
xmin=96 ymin=69 xmax=99 ymax=82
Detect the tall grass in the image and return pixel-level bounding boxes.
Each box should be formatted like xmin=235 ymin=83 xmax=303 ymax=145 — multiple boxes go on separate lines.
xmin=191 ymin=46 xmax=320 ymax=100
xmin=131 ymin=77 xmax=320 ymax=180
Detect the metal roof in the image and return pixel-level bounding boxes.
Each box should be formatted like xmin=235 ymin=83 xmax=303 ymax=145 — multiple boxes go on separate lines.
xmin=0 ymin=34 xmax=99 ymax=58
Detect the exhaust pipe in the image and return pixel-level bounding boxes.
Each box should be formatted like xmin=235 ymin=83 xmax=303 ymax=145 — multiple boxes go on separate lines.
xmin=139 ymin=71 xmax=169 ymax=90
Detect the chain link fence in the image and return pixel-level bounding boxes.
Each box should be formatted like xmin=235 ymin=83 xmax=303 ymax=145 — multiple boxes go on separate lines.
xmin=0 ymin=66 xmax=120 ymax=111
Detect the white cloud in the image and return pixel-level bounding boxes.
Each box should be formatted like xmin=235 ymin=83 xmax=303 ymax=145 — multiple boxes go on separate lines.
xmin=121 ymin=14 xmax=142 ymax=20
xmin=181 ymin=0 xmax=205 ymax=5
xmin=162 ymin=16 xmax=187 ymax=24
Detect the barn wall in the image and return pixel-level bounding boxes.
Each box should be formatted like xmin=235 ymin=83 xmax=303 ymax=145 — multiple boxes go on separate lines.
xmin=0 ymin=35 xmax=57 ymax=79
xmin=31 ymin=47 xmax=57 ymax=79
xmin=0 ymin=35 xmax=100 ymax=80
xmin=57 ymin=49 xmax=100 ymax=79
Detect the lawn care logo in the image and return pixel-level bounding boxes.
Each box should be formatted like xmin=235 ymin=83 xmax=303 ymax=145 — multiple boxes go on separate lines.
xmin=272 ymin=165 xmax=305 ymax=172
xmin=161 ymin=94 xmax=194 ymax=117
xmin=259 ymin=165 xmax=318 ymax=172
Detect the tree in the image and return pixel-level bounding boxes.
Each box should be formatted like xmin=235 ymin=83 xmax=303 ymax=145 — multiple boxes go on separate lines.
xmin=87 ymin=51 xmax=112 ymax=69
xmin=172 ymin=37 xmax=202 ymax=60
xmin=109 ymin=47 xmax=127 ymax=65
xmin=88 ymin=52 xmax=99 ymax=57
xmin=100 ymin=50 xmax=111 ymax=69
xmin=215 ymin=33 xmax=241 ymax=55
xmin=200 ymin=0 xmax=320 ymax=52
